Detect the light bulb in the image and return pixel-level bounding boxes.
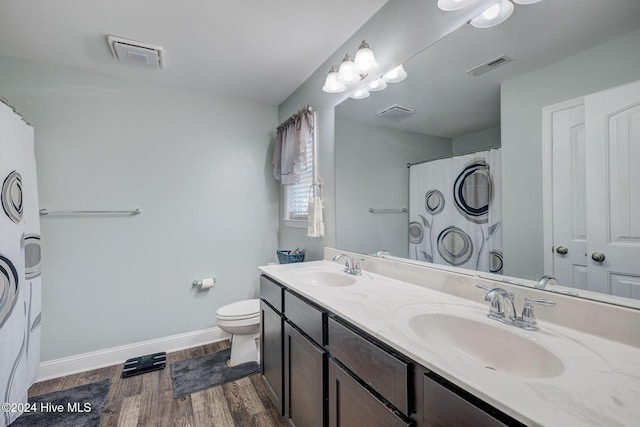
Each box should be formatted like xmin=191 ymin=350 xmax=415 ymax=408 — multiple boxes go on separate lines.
xmin=322 ymin=66 xmax=346 ymax=93
xmin=337 ymin=54 xmax=361 ymax=85
xmin=350 ymin=88 xmax=370 ymax=100
xmin=482 ymin=3 xmax=501 ymax=20
xmin=470 ymin=0 xmax=514 ymax=28
xmin=368 ymin=78 xmax=387 ymax=92
xmin=437 ymin=0 xmax=476 ymax=11
xmin=383 ymin=65 xmax=407 ymax=83
xmin=353 ymin=41 xmax=379 ymax=75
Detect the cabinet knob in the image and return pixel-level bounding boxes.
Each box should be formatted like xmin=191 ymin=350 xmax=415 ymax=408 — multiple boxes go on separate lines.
xmin=591 ymin=252 xmax=606 ymax=263
xmin=555 ymin=246 xmax=569 ymax=255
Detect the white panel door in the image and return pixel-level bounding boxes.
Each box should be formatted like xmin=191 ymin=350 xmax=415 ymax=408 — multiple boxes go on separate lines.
xmin=585 ymin=80 xmax=640 ymax=297
xmin=549 ymin=102 xmax=588 ymax=289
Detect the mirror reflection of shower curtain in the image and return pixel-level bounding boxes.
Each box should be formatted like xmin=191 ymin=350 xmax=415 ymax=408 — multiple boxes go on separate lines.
xmin=409 ymin=148 xmax=502 ymax=274
xmin=0 ymin=100 xmax=41 ymax=427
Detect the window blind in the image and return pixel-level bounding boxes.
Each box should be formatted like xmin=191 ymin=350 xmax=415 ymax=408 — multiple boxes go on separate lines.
xmin=286 ymin=137 xmax=313 ymax=220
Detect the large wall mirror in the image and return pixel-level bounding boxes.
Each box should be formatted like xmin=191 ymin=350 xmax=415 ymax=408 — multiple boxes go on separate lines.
xmin=335 ymin=0 xmax=640 ymax=309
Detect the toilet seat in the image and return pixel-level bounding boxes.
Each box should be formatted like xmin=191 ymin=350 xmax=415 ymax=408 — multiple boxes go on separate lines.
xmin=216 ymin=298 xmax=260 ymax=321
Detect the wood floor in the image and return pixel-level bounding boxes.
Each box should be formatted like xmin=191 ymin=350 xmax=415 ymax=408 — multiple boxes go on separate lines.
xmin=28 ymin=340 xmax=285 ymax=427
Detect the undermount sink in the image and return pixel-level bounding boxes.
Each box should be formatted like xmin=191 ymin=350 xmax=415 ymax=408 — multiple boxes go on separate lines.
xmin=291 ymin=269 xmax=357 ymax=287
xmin=395 ymin=304 xmax=566 ymax=379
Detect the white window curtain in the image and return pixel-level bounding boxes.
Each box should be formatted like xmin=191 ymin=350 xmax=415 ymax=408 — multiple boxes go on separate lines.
xmin=273 ymin=106 xmax=324 ymax=238
xmin=409 ymin=148 xmax=502 ymax=274
xmin=0 ymin=98 xmax=41 ymax=427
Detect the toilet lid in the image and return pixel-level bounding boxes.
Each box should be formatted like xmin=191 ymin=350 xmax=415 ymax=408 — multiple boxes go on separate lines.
xmin=216 ymin=298 xmax=260 ymax=319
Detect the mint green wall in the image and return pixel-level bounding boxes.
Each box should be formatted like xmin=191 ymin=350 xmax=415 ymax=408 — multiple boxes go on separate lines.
xmin=0 ymin=55 xmax=278 ymax=361
xmin=452 ymin=126 xmax=500 ymax=155
xmin=501 ymin=29 xmax=640 ymax=279
xmin=335 ymin=118 xmax=451 ymax=257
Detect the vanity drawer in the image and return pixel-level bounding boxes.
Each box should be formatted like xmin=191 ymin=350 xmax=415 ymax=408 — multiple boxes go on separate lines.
xmin=260 ymin=275 xmax=283 ymax=313
xmin=284 ymin=290 xmax=326 ymax=346
xmin=328 ymin=317 xmax=410 ymax=416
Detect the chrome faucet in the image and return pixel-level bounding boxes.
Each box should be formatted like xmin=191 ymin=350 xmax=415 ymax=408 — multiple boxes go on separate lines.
xmin=477 ymin=285 xmax=556 ymax=331
xmin=332 ymin=254 xmax=363 ymax=276
xmin=483 ymin=287 xmax=517 ymax=322
xmin=537 ymin=275 xmax=580 ymax=296
xmin=536 ymin=275 xmax=559 ymax=289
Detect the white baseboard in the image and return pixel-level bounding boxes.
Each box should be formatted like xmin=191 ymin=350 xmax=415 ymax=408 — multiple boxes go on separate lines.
xmin=37 ymin=326 xmax=230 ymax=382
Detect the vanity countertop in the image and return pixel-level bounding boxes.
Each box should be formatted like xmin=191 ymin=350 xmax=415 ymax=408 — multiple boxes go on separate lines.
xmin=259 ymin=259 xmax=640 ymax=427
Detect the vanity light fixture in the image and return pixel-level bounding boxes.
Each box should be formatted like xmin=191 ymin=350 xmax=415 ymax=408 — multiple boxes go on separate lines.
xmin=439 ymin=0 xmax=544 ymax=29
xmin=383 ymin=64 xmax=408 ymax=83
xmin=322 ymin=40 xmax=379 ymax=93
xmin=470 ymin=0 xmax=514 ymax=28
xmin=322 ymin=65 xmax=347 ymax=93
xmin=350 ymin=88 xmax=370 ymax=100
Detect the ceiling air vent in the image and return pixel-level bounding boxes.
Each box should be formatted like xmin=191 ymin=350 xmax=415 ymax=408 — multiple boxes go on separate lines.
xmin=377 ymin=104 xmax=415 ymax=120
xmin=467 ymin=55 xmax=513 ymax=77
xmin=107 ymin=35 xmax=164 ymax=69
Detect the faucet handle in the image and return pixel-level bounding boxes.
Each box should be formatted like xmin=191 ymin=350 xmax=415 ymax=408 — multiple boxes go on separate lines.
xmin=524 ymin=296 xmax=556 ymax=307
xmin=521 ymin=296 xmax=556 ymax=331
xmin=353 ymin=258 xmax=364 ymax=275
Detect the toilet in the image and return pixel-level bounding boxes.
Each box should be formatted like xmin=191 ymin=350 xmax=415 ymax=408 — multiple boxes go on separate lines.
xmin=216 ymin=299 xmax=261 ymax=366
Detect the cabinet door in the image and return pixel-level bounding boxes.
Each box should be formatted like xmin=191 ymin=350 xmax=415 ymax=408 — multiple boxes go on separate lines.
xmin=284 ymin=322 xmax=326 ymax=427
xmin=328 ymin=359 xmax=412 ymax=427
xmin=261 ymin=301 xmax=284 ymax=415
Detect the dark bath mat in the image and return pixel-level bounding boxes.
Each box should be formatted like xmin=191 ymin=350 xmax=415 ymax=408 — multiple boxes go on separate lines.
xmin=170 ymin=347 xmax=259 ymax=398
xmin=10 ymin=378 xmax=110 ymax=427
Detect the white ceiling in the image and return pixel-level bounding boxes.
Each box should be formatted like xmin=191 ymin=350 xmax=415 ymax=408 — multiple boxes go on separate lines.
xmin=337 ymin=0 xmax=640 ymax=138
xmin=0 ymin=0 xmax=388 ymax=106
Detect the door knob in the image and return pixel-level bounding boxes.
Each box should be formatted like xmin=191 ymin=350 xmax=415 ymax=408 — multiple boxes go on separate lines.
xmin=591 ymin=252 xmax=606 ymax=263
xmin=555 ymin=246 xmax=568 ymax=255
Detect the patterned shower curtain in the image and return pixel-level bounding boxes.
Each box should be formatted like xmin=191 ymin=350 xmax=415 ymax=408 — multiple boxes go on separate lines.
xmin=409 ymin=148 xmax=502 ymax=274
xmin=0 ymin=100 xmax=41 ymax=427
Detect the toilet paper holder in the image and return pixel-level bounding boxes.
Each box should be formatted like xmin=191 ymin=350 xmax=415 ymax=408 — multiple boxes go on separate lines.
xmin=193 ymin=277 xmax=216 ymax=290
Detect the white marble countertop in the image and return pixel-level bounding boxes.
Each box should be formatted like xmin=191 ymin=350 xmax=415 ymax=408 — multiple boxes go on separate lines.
xmin=259 ymin=260 xmax=640 ymax=427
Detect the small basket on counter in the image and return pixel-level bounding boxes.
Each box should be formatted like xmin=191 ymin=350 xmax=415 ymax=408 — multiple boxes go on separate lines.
xmin=277 ymin=249 xmax=305 ymax=264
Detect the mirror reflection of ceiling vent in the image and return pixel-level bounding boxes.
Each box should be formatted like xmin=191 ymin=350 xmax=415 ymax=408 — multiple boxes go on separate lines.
xmin=467 ymin=55 xmax=513 ymax=77
xmin=377 ymin=104 xmax=415 ymax=120
xmin=107 ymin=35 xmax=164 ymax=69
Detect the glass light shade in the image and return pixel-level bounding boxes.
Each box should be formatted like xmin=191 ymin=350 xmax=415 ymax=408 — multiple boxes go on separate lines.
xmin=337 ymin=54 xmax=361 ymax=85
xmin=353 ymin=41 xmax=379 ymax=74
xmin=470 ymin=0 xmax=514 ymax=28
xmin=513 ymin=0 xmax=543 ymax=4
xmin=367 ymin=77 xmax=387 ymax=92
xmin=383 ymin=65 xmax=407 ymax=83
xmin=437 ymin=0 xmax=476 ymax=11
xmin=350 ymin=88 xmax=370 ymax=100
xmin=322 ymin=66 xmax=346 ymax=93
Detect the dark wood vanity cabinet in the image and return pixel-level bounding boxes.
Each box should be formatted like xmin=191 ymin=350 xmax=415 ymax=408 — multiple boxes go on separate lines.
xmin=284 ymin=322 xmax=327 ymax=427
xmin=260 ymin=276 xmax=285 ymax=415
xmin=328 ymin=359 xmax=412 ymax=427
xmin=260 ymin=275 xmax=524 ymax=427
xmin=282 ymin=290 xmax=327 ymax=427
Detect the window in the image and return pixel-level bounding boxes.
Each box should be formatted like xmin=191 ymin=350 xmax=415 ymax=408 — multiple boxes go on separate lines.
xmin=284 ymin=136 xmax=313 ymax=222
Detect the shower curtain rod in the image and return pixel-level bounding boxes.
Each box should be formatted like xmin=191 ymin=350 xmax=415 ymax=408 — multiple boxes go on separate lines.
xmin=406 ymin=145 xmax=501 ymax=168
